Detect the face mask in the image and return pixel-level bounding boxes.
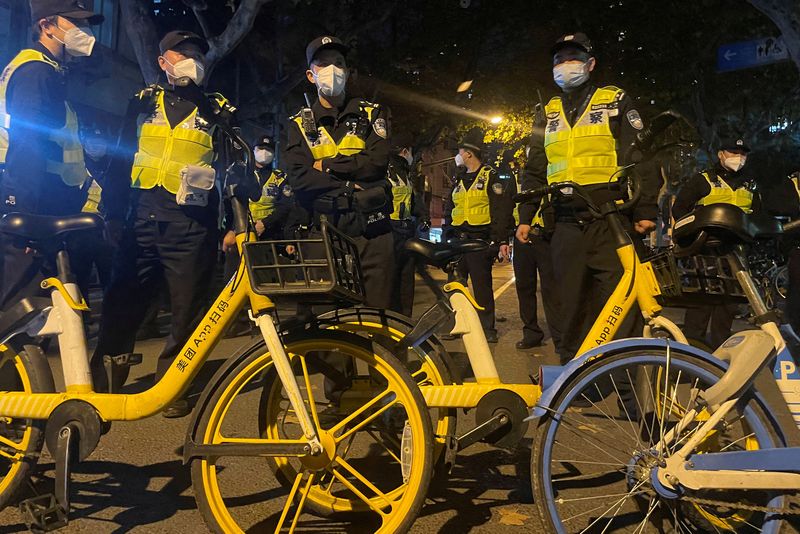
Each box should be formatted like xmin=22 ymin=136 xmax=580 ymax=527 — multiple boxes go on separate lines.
xmin=84 ymin=139 xmax=106 ymax=159
xmin=403 ymin=151 xmax=413 ymax=166
xmin=254 ymin=148 xmax=274 ymax=165
xmin=165 ymin=57 xmax=205 ymax=86
xmin=55 ymin=25 xmax=96 ymax=57
xmin=313 ymin=65 xmax=347 ymax=97
xmin=454 ymin=153 xmax=465 ymax=167
xmin=553 ymin=62 xmax=590 ymax=90
xmin=723 ymin=155 xmax=746 ymax=172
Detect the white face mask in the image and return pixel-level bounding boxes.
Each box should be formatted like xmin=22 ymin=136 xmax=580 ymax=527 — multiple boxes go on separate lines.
xmin=402 ymin=150 xmax=413 ymax=166
xmin=165 ymin=57 xmax=205 ymax=86
xmin=84 ymin=139 xmax=106 ymax=159
xmin=254 ymin=148 xmax=274 ymax=165
xmin=313 ymin=64 xmax=347 ymax=97
xmin=553 ymin=61 xmax=590 ymax=90
xmin=723 ymin=154 xmax=746 ymax=172
xmin=55 ymin=25 xmax=96 ymax=57
xmin=454 ymin=153 xmax=465 ymax=167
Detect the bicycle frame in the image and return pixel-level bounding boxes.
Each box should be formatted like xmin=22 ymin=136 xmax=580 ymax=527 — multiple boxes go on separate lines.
xmin=0 ymin=231 xmax=322 ymax=449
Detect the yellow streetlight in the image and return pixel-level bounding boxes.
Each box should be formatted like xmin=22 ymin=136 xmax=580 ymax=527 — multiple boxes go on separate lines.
xmin=490 ymin=115 xmax=503 ymax=125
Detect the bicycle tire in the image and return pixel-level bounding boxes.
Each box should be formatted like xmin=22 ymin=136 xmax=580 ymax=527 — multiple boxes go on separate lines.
xmin=0 ymin=341 xmax=54 ymax=511
xmin=191 ymin=329 xmax=434 ymax=534
xmin=531 ymin=348 xmax=791 ymax=534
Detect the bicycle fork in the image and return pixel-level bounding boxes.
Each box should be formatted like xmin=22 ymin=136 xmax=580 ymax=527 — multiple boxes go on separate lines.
xmin=254 ymin=313 xmax=323 ymax=456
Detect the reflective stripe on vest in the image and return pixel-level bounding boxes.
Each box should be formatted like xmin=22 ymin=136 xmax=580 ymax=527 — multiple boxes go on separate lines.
xmin=291 ymin=104 xmax=377 ymax=160
xmin=0 ymin=49 xmax=86 ymax=186
xmin=82 ymin=178 xmax=102 ymax=214
xmin=544 ymin=86 xmax=623 ymax=186
xmin=451 ymin=166 xmax=492 ymax=226
xmin=792 ymin=176 xmax=800 ymax=202
xmin=697 ymin=172 xmax=753 ymax=213
xmin=388 ymin=171 xmax=412 ymax=221
xmin=130 ymin=88 xmax=215 ymax=194
xmin=250 ymin=170 xmax=286 ymax=220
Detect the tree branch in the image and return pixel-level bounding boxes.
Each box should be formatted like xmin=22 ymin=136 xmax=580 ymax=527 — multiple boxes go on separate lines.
xmin=747 ymin=0 xmax=800 ymax=72
xmin=119 ymin=0 xmax=161 ymax=84
xmin=204 ymin=0 xmax=272 ymax=79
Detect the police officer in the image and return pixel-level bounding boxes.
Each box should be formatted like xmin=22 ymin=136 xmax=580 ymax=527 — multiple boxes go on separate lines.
xmin=673 ymin=137 xmax=758 ymax=347
xmin=284 ymin=36 xmax=394 ymax=308
xmin=388 ymin=131 xmax=426 ymax=316
xmin=518 ymin=33 xmax=658 ymax=363
xmin=71 ymin=127 xmax=113 ymax=303
xmin=94 ymin=31 xmax=237 ymax=417
xmin=0 ymin=0 xmax=103 ymax=307
xmin=250 ymin=135 xmax=294 ymax=240
xmin=781 ymin=170 xmax=800 ymax=336
xmin=444 ymin=130 xmax=515 ymax=343
xmin=511 ymin=159 xmax=562 ymax=351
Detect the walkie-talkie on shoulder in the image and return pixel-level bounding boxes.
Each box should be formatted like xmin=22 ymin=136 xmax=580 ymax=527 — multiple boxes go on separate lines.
xmin=301 ymin=93 xmax=318 ymax=141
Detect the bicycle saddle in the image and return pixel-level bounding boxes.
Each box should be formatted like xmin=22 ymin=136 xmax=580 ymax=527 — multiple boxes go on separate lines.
xmin=404 ymin=238 xmax=488 ymax=267
xmin=673 ymin=203 xmax=756 ymax=251
xmin=0 ymin=212 xmax=104 ymax=242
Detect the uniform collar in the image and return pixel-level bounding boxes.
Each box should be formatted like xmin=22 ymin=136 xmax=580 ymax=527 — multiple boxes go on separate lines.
xmin=312 ymin=96 xmax=364 ymax=120
xmin=33 ymin=42 xmax=61 ymax=66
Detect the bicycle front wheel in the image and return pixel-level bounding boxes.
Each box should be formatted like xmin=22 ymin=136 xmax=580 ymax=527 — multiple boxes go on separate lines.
xmin=532 ymin=348 xmax=791 ymax=534
xmin=192 ymin=329 xmax=434 ymax=534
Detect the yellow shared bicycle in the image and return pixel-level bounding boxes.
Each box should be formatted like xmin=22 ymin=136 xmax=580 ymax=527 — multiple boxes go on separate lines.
xmin=0 ymin=131 xmax=434 ymax=533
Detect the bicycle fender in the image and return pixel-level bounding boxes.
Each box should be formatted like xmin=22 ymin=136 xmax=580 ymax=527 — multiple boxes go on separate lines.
xmin=527 ymin=338 xmax=721 ymax=421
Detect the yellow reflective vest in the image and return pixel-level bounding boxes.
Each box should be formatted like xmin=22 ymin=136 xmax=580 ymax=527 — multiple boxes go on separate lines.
xmin=544 ymin=86 xmax=624 ymax=186
xmin=250 ymin=169 xmax=288 ymax=220
xmin=291 ymin=101 xmax=379 ymax=160
xmin=82 ymin=178 xmax=102 ymax=214
xmin=388 ymin=168 xmax=413 ymax=221
xmin=451 ymin=166 xmax=493 ymax=226
xmin=791 ymin=176 xmax=800 ymax=202
xmin=697 ymin=172 xmax=753 ymax=213
xmin=0 ymin=49 xmax=86 ymax=186
xmin=130 ymin=86 xmax=220 ymax=194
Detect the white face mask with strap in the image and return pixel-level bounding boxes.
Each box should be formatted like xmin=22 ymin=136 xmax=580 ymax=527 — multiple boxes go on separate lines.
xmin=54 ymin=25 xmax=96 ymax=57
xmin=313 ymin=65 xmax=347 ymax=97
xmin=165 ymin=57 xmax=205 ymax=86
xmin=254 ymin=148 xmax=274 ymax=165
xmin=723 ymin=154 xmax=746 ymax=172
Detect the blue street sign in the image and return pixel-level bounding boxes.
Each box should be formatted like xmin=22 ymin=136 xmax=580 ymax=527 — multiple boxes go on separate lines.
xmin=717 ymin=36 xmax=790 ymax=72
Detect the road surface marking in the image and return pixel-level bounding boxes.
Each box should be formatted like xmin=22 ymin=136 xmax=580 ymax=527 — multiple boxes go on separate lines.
xmin=494 ymin=276 xmax=516 ymax=300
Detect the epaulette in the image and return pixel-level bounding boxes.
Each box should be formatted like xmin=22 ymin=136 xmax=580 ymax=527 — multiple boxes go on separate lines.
xmin=359 ymin=100 xmax=380 ymax=111
xmin=208 ymin=92 xmax=237 ymax=114
xmin=136 ymin=84 xmax=162 ymax=101
xmin=289 ymin=109 xmax=302 ymax=120
xmin=273 ymin=168 xmax=287 ymax=179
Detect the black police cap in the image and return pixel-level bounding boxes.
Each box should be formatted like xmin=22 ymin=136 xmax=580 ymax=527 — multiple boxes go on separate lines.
xmin=253 ymin=135 xmax=275 ymax=150
xmin=30 ymin=0 xmax=104 ymax=25
xmin=306 ymin=36 xmax=349 ymax=66
xmin=159 ymin=30 xmax=209 ymax=55
xmin=391 ymin=131 xmax=414 ymax=150
xmin=551 ymin=32 xmax=594 ymax=56
xmin=719 ymin=137 xmax=751 ymax=153
xmin=459 ymin=128 xmax=485 ymax=156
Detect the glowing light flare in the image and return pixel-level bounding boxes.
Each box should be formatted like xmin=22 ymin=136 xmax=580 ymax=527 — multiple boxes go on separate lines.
xmin=490 ymin=115 xmax=503 ymax=125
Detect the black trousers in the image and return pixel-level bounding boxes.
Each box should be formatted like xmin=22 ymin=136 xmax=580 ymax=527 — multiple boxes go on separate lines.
xmin=93 ymin=217 xmax=218 ymax=390
xmin=683 ymin=304 xmax=736 ymax=348
xmin=354 ymin=231 xmax=394 ymax=309
xmin=551 ymin=219 xmax=641 ymax=363
xmin=513 ymin=235 xmax=562 ymax=350
xmin=70 ymin=229 xmax=114 ymax=301
xmin=788 ymin=247 xmax=800 ymax=335
xmin=455 ymin=241 xmax=496 ymax=335
xmin=390 ymin=220 xmax=416 ymax=317
xmin=0 ymin=236 xmax=52 ymax=310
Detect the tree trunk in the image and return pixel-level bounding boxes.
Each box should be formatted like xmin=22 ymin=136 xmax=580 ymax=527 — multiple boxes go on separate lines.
xmin=204 ymin=0 xmax=272 ymax=80
xmin=748 ymin=0 xmax=800 ymax=72
xmin=119 ymin=0 xmax=161 ymax=84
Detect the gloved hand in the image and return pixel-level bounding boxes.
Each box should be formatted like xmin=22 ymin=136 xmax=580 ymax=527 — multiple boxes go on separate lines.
xmin=418 ymin=219 xmax=431 ymax=233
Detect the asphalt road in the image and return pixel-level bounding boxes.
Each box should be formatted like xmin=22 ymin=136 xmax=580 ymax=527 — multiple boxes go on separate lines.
xmin=0 ymin=262 xmax=560 ymax=533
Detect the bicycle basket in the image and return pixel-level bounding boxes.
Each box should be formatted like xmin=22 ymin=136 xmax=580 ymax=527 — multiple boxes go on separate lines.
xmin=242 ymin=220 xmax=364 ymax=304
xmin=648 ymin=250 xmax=746 ymax=307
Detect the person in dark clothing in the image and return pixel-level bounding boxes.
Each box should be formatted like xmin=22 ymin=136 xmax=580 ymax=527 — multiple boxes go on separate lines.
xmin=443 ymin=129 xmax=515 ymax=343
xmin=517 ymin=32 xmax=659 ymax=363
xmin=511 ymin=159 xmax=562 ymax=351
xmin=673 ymin=138 xmax=758 ymax=348
xmin=388 ymin=132 xmax=427 ymax=317
xmin=781 ymin=171 xmax=800 ymax=337
xmin=0 ymin=1 xmax=104 ymax=308
xmin=93 ymin=31 xmax=236 ymax=418
xmin=283 ymin=35 xmax=394 ymax=309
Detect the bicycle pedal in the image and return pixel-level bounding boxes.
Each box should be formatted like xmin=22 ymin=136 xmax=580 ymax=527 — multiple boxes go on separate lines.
xmin=19 ymin=494 xmax=68 ymax=532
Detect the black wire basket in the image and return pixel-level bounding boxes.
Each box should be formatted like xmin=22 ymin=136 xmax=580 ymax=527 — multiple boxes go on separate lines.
xmin=648 ymin=250 xmax=747 ymax=307
xmin=242 ymin=220 xmax=365 ymax=304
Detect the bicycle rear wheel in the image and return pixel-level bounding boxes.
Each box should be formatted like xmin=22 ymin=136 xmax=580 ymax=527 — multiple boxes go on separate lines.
xmin=532 ymin=348 xmax=792 ymax=533
xmin=192 ymin=329 xmax=433 ymax=533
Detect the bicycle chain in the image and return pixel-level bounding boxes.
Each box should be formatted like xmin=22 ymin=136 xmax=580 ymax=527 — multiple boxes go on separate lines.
xmin=682 ymin=493 xmax=800 ymax=516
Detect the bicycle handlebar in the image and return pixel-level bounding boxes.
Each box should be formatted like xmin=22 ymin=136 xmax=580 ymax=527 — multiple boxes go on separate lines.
xmin=782 ymin=219 xmax=800 ymax=234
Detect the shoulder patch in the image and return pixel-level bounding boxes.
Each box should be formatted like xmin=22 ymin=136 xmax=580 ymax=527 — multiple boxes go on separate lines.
xmin=373 ymin=117 xmax=387 ymax=139
xmin=492 ymin=182 xmax=504 ymax=195
xmin=626 ymin=109 xmax=644 ymax=130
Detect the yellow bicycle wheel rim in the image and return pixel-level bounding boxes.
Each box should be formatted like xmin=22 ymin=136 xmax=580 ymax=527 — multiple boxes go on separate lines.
xmin=199 ymin=337 xmax=430 ymax=533
xmin=0 ymin=348 xmax=35 ymax=498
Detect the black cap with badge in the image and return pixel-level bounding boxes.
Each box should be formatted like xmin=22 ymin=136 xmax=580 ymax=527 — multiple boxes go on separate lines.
xmin=551 ymin=32 xmax=594 ymax=56
xmin=305 ymin=36 xmax=349 ymax=66
xmin=459 ymin=128 xmax=485 ymax=158
xmin=30 ymin=0 xmax=104 ymax=25
xmin=159 ymin=30 xmax=209 ymax=54
xmin=253 ymin=135 xmax=275 ymax=151
xmin=719 ymin=137 xmax=751 ymax=153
